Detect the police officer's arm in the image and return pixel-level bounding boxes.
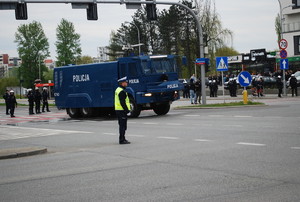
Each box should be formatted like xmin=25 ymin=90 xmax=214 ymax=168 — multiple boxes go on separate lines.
xmin=118 ymin=91 xmax=130 ymax=113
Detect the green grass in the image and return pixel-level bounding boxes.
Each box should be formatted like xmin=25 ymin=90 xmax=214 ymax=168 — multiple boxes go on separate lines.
xmin=177 ymin=101 xmax=264 ymax=108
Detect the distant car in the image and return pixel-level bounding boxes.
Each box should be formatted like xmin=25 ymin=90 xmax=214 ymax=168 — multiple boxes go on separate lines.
xmin=287 ymin=71 xmax=300 ymax=87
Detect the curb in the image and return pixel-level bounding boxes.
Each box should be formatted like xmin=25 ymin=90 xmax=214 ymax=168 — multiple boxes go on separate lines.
xmin=0 ymin=147 xmax=47 ymax=160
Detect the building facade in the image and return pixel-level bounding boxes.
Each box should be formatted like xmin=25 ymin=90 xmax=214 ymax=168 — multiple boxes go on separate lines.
xmin=281 ymin=0 xmax=300 ymax=69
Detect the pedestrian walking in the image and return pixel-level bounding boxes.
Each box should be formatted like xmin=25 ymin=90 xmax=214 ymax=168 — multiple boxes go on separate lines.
xmin=189 ymin=79 xmax=195 ymax=104
xmin=3 ymin=90 xmax=10 ymax=115
xmin=276 ymin=76 xmax=283 ymax=98
xmin=34 ymin=87 xmax=42 ymax=114
xmin=115 ymin=77 xmax=131 ymax=144
xmin=290 ymin=74 xmax=298 ymax=96
xmin=27 ymin=89 xmax=35 ymax=115
xmin=7 ymin=90 xmax=17 ymax=117
xmin=42 ymin=87 xmax=50 ymax=112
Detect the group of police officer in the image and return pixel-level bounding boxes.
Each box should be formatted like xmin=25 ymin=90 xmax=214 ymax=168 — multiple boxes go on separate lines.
xmin=2 ymin=87 xmax=50 ymax=117
xmin=27 ymin=87 xmax=50 ymax=115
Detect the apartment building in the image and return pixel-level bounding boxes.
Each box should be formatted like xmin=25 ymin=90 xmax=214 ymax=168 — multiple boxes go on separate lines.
xmin=281 ymin=0 xmax=300 ymax=68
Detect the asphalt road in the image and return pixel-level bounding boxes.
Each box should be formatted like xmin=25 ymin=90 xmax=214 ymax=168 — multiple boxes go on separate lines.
xmin=0 ymin=97 xmax=300 ymax=202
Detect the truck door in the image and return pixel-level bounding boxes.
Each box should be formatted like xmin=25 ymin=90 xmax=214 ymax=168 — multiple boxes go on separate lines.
xmin=118 ymin=63 xmax=127 ymax=79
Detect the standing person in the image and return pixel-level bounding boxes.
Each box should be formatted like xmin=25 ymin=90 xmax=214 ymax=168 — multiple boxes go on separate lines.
xmin=212 ymin=80 xmax=218 ymax=97
xmin=3 ymin=90 xmax=10 ymax=115
xmin=290 ymin=74 xmax=298 ymax=96
xmin=189 ymin=79 xmax=195 ymax=104
xmin=257 ymin=77 xmax=264 ymax=97
xmin=115 ymin=77 xmax=131 ymax=145
xmin=7 ymin=90 xmax=17 ymax=117
xmin=27 ymin=89 xmax=35 ymax=115
xmin=183 ymin=80 xmax=190 ymax=99
xmin=208 ymin=80 xmax=213 ymax=97
xmin=34 ymin=87 xmax=42 ymax=114
xmin=228 ymin=78 xmax=234 ymax=97
xmin=276 ymin=76 xmax=283 ymax=98
xmin=194 ymin=79 xmax=202 ymax=104
xmin=42 ymin=87 xmax=50 ymax=112
xmin=232 ymin=78 xmax=237 ymax=97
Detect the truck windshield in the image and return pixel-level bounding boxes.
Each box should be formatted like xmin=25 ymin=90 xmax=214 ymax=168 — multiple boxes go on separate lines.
xmin=141 ymin=58 xmax=176 ymax=75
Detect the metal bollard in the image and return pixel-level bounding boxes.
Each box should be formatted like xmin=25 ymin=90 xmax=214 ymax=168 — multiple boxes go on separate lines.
xmin=243 ymin=89 xmax=248 ymax=104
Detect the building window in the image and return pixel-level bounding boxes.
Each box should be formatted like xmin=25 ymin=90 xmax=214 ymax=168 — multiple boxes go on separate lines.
xmin=294 ymin=35 xmax=300 ymax=55
xmin=292 ymin=0 xmax=300 ymax=7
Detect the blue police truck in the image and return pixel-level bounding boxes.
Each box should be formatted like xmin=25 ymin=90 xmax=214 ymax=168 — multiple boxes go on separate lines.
xmin=54 ymin=55 xmax=184 ymax=118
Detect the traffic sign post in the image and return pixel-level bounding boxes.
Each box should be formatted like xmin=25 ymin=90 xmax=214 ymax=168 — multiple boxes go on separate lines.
xmin=238 ymin=71 xmax=252 ymax=104
xmin=279 ymin=39 xmax=288 ymax=97
xmin=216 ymin=57 xmax=228 ymax=103
xmin=280 ymin=49 xmax=288 ymax=59
xmin=280 ymin=59 xmax=289 ymax=70
xmin=279 ymin=39 xmax=288 ymax=49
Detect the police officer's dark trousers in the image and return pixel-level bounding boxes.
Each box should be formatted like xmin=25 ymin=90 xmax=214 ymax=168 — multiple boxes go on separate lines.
xmin=116 ymin=110 xmax=127 ymax=142
xmin=29 ymin=101 xmax=34 ymax=114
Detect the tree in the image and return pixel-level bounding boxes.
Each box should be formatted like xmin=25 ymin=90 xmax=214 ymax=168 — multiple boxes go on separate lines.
xmin=55 ymin=19 xmax=82 ymax=66
xmin=43 ymin=69 xmax=53 ymax=82
xmin=14 ymin=21 xmax=50 ymax=88
xmin=275 ymin=13 xmax=281 ymax=43
xmin=77 ymin=56 xmax=93 ymax=64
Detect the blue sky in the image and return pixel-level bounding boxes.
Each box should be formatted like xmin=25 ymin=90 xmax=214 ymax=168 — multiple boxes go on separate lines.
xmin=0 ymin=0 xmax=279 ymax=59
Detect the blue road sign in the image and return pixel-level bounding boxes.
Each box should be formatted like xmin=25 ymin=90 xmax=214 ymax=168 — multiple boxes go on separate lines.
xmin=195 ymin=58 xmax=206 ymax=65
xmin=216 ymin=57 xmax=228 ymax=71
xmin=238 ymin=71 xmax=252 ymax=87
xmin=280 ymin=59 xmax=289 ymax=70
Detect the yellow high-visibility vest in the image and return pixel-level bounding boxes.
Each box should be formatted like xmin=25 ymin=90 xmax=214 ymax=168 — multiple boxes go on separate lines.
xmin=114 ymin=87 xmax=131 ymax=111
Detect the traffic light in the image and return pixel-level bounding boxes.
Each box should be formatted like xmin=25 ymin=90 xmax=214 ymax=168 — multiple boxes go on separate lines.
xmin=15 ymin=3 xmax=28 ymax=20
xmin=87 ymin=3 xmax=98 ymax=20
xmin=146 ymin=1 xmax=157 ymax=21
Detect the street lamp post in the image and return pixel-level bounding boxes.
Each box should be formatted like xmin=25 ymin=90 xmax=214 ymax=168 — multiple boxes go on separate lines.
xmin=277 ymin=0 xmax=295 ymax=96
xmin=124 ymin=21 xmax=141 ymax=55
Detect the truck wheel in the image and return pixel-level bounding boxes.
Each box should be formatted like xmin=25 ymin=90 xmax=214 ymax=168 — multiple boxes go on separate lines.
xmin=80 ymin=108 xmax=93 ymax=118
xmin=153 ymin=102 xmax=170 ymax=115
xmin=129 ymin=98 xmax=141 ymax=118
xmin=67 ymin=108 xmax=81 ymax=118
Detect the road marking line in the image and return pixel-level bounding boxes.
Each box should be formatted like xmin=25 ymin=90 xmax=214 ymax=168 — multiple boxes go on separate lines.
xmin=127 ymin=134 xmax=145 ymax=137
xmin=0 ymin=125 xmax=92 ymax=134
xmin=157 ymin=136 xmax=179 ymax=140
xmin=237 ymin=142 xmax=266 ymax=146
xmin=234 ymin=115 xmax=252 ymax=118
xmin=291 ymin=147 xmax=300 ymax=150
xmin=194 ymin=139 xmax=212 ymax=142
xmin=223 ymin=124 xmax=243 ymax=127
xmin=166 ymin=123 xmax=184 ymax=126
xmin=103 ymin=133 xmax=117 ymax=136
xmin=184 ymin=115 xmax=200 ymax=117
xmin=143 ymin=122 xmax=158 ymax=125
xmin=208 ymin=115 xmax=224 ymax=117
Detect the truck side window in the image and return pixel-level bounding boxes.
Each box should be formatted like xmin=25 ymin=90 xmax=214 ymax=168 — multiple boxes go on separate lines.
xmin=119 ymin=63 xmax=127 ymax=78
xmin=128 ymin=63 xmax=138 ymax=77
xmin=141 ymin=60 xmax=152 ymax=74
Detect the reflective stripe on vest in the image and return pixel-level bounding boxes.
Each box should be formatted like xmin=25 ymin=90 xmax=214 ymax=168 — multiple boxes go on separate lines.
xmin=114 ymin=87 xmax=131 ymax=111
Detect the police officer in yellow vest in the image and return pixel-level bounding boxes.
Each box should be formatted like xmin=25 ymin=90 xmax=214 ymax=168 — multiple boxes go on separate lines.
xmin=115 ymin=77 xmax=131 ymax=144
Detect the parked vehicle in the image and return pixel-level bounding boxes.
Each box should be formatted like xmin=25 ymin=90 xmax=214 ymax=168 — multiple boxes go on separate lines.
xmin=54 ymin=55 xmax=183 ymax=118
